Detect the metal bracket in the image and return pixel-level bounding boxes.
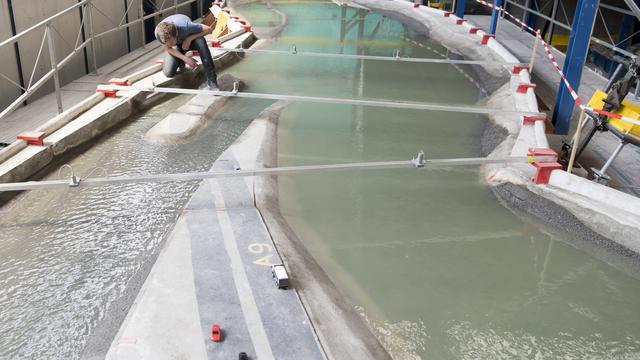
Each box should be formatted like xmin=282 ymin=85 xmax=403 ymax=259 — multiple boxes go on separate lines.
xmin=394 ymin=49 xmax=401 ymax=60
xmin=69 ymin=175 xmax=81 ymax=187
xmin=232 ymin=81 xmax=239 ymax=94
xmin=291 ymin=45 xmax=297 ymax=54
xmin=411 ymin=150 xmax=426 ymax=168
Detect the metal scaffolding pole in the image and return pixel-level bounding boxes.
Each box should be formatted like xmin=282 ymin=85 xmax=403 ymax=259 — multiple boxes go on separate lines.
xmin=99 ymin=84 xmax=546 ymax=117
xmin=0 ymin=154 xmax=530 ymax=192
xmin=213 ymin=46 xmax=525 ymax=66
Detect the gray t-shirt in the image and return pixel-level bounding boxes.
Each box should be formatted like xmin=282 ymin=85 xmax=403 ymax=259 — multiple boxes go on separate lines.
xmin=155 ymin=14 xmax=203 ymax=45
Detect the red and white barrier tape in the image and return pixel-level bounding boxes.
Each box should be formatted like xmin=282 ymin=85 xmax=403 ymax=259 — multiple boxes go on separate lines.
xmin=464 ymin=0 xmax=640 ymax=127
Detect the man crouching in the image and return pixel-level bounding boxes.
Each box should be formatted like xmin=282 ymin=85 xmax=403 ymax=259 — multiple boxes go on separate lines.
xmin=155 ymin=14 xmax=219 ymax=90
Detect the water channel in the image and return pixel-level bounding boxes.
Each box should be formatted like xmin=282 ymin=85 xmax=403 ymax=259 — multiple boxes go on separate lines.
xmin=0 ymin=1 xmax=639 ymax=359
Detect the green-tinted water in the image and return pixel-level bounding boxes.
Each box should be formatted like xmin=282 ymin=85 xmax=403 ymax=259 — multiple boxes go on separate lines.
xmin=234 ymin=1 xmax=640 ymax=359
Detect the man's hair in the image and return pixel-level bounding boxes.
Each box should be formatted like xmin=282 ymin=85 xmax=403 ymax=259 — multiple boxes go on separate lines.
xmin=156 ymin=22 xmax=177 ymax=44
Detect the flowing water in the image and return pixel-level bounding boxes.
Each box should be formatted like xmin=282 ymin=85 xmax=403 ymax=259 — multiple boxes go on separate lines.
xmin=0 ymin=1 xmax=639 ymax=359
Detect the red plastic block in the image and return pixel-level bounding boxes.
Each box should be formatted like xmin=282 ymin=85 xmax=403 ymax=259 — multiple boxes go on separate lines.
xmin=190 ymin=50 xmax=200 ymax=57
xmin=512 ymin=64 xmax=529 ymax=75
xmin=222 ymin=8 xmax=231 ymax=14
xmin=456 ymin=19 xmax=467 ymax=25
xmin=443 ymin=11 xmax=452 ymax=17
xmin=469 ymin=27 xmax=479 ymax=34
xmin=522 ymin=115 xmax=546 ymax=125
xmin=242 ymin=24 xmax=252 ymax=32
xmin=210 ymin=40 xmax=221 ymax=47
xmin=531 ymin=162 xmax=562 ymax=184
xmin=414 ymin=2 xmax=420 ymax=8
xmin=516 ymin=82 xmax=536 ymax=93
xmin=481 ymin=34 xmax=495 ymax=45
xmin=108 ymin=78 xmax=129 ymax=86
xmin=155 ymin=59 xmax=165 ymax=64
xmin=96 ymin=85 xmax=118 ymax=98
xmin=17 ymin=131 xmax=45 ymax=146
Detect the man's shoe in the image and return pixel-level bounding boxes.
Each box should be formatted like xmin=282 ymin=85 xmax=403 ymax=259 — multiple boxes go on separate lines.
xmin=207 ymin=80 xmax=220 ymax=91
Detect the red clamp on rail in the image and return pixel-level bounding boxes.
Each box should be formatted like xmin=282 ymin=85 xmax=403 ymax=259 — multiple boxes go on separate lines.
xmin=190 ymin=50 xmax=200 ymax=57
xmin=155 ymin=59 xmax=165 ymax=64
xmin=512 ymin=64 xmax=529 ymax=75
xmin=481 ymin=34 xmax=495 ymax=45
xmin=443 ymin=11 xmax=452 ymax=17
xmin=222 ymin=8 xmax=231 ymax=14
xmin=242 ymin=24 xmax=252 ymax=32
xmin=210 ymin=40 xmax=221 ymax=47
xmin=211 ymin=324 xmax=222 ymax=342
xmin=17 ymin=131 xmax=46 ymax=146
xmin=230 ymin=16 xmax=239 ymax=20
xmin=522 ymin=115 xmax=546 ymax=125
xmin=108 ymin=78 xmax=130 ymax=86
xmin=96 ymin=85 xmax=118 ymax=98
xmin=456 ymin=19 xmax=467 ymax=25
xmin=527 ymin=148 xmax=562 ymax=184
xmin=414 ymin=2 xmax=421 ymax=8
xmin=469 ymin=27 xmax=479 ymax=34
xmin=516 ymin=82 xmax=536 ymax=93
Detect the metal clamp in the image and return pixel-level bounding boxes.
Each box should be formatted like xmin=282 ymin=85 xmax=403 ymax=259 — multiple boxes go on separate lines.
xmin=411 ymin=150 xmax=426 ymax=168
xmin=232 ymin=81 xmax=239 ymax=94
xmin=394 ymin=49 xmax=401 ymax=60
xmin=291 ymin=45 xmax=297 ymax=54
xmin=69 ymin=175 xmax=81 ymax=187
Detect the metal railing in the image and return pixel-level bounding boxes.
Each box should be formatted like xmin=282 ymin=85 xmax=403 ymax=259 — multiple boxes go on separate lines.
xmin=0 ymin=0 xmax=198 ymax=121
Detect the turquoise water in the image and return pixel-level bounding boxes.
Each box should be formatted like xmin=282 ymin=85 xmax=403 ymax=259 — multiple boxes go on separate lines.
xmin=234 ymin=1 xmax=640 ymax=359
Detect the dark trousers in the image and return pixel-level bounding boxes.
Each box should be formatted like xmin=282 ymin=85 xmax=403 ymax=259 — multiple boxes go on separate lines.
xmin=163 ymin=36 xmax=217 ymax=83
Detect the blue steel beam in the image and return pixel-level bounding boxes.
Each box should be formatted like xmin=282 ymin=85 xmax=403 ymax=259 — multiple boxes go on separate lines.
xmin=525 ymin=0 xmax=539 ymax=30
xmin=489 ymin=0 xmax=504 ymax=34
xmin=551 ymin=0 xmax=599 ymax=135
xmin=455 ymin=0 xmax=467 ymax=18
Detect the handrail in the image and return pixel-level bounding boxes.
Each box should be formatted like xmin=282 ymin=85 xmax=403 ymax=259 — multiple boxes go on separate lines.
xmin=0 ymin=0 xmax=198 ymax=122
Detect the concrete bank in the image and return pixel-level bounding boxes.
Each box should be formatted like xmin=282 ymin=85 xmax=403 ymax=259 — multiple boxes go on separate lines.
xmin=0 ymin=15 xmax=256 ymax=200
xmin=344 ymin=0 xmax=640 ymax=251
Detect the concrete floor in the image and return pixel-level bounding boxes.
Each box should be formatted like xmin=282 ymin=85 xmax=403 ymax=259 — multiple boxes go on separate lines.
xmin=467 ymin=15 xmax=640 ymax=197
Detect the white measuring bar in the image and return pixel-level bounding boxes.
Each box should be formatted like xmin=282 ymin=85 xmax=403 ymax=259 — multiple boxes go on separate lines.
xmin=99 ymin=84 xmax=545 ymax=117
xmin=0 ymin=155 xmax=530 ymax=192
xmin=214 ymin=46 xmax=526 ymax=66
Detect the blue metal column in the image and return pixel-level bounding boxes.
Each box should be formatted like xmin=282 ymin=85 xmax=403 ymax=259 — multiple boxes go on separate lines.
xmin=525 ymin=0 xmax=539 ymax=30
xmin=551 ymin=0 xmax=599 ymax=135
xmin=489 ymin=0 xmax=504 ymax=34
xmin=455 ymin=0 xmax=466 ymax=18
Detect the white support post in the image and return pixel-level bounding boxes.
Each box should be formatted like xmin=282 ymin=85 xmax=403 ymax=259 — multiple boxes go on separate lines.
xmin=529 ymin=30 xmax=540 ymax=73
xmin=45 ymin=23 xmax=64 ymax=114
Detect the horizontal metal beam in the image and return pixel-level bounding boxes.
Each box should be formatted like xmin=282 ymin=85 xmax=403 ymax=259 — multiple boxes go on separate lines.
xmin=0 ymin=155 xmax=529 ymax=192
xmin=505 ymin=0 xmax=637 ymax=59
xmin=100 ymin=84 xmax=546 ymax=116
xmin=600 ymin=2 xmax=634 ymax=16
xmin=215 ymin=47 xmax=526 ymax=66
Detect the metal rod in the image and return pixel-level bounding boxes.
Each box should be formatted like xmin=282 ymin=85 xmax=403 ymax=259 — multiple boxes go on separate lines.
xmin=46 ymin=24 xmax=64 ymax=114
xmin=212 ymin=46 xmax=526 ymax=65
xmin=600 ymin=2 xmax=634 ymax=16
xmin=597 ymin=140 xmax=626 ymax=175
xmin=86 ymin=1 xmax=98 ymax=74
xmin=140 ymin=0 xmax=147 ymax=47
xmin=100 ymin=84 xmax=546 ymax=116
xmin=529 ymin=30 xmax=540 ymax=72
xmin=0 ymin=0 xmax=89 ymax=50
xmin=546 ymin=0 xmax=559 ymax=43
xmin=0 ymin=155 xmax=529 ymax=192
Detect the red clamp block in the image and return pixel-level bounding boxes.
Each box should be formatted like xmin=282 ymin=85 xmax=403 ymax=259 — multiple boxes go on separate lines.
xmin=155 ymin=59 xmax=165 ymax=64
xmin=230 ymin=16 xmax=239 ymax=20
xmin=527 ymin=148 xmax=562 ymax=184
xmin=96 ymin=85 xmax=118 ymax=98
xmin=516 ymin=82 xmax=536 ymax=94
xmin=522 ymin=115 xmax=546 ymax=125
xmin=17 ymin=131 xmax=46 ymax=146
xmin=222 ymin=8 xmax=231 ymax=14
xmin=413 ymin=2 xmax=421 ymax=8
xmin=443 ymin=11 xmax=452 ymax=17
xmin=210 ymin=40 xmax=221 ymax=47
xmin=481 ymin=34 xmax=495 ymax=45
xmin=108 ymin=78 xmax=129 ymax=86
xmin=242 ymin=24 xmax=252 ymax=32
xmin=211 ymin=324 xmax=222 ymax=342
xmin=512 ymin=64 xmax=529 ymax=75
xmin=190 ymin=50 xmax=200 ymax=57
xmin=456 ymin=19 xmax=467 ymax=25
xmin=469 ymin=27 xmax=479 ymax=34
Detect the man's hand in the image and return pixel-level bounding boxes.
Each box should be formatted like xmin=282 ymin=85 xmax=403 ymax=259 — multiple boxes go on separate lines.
xmin=184 ymin=57 xmax=197 ymax=68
